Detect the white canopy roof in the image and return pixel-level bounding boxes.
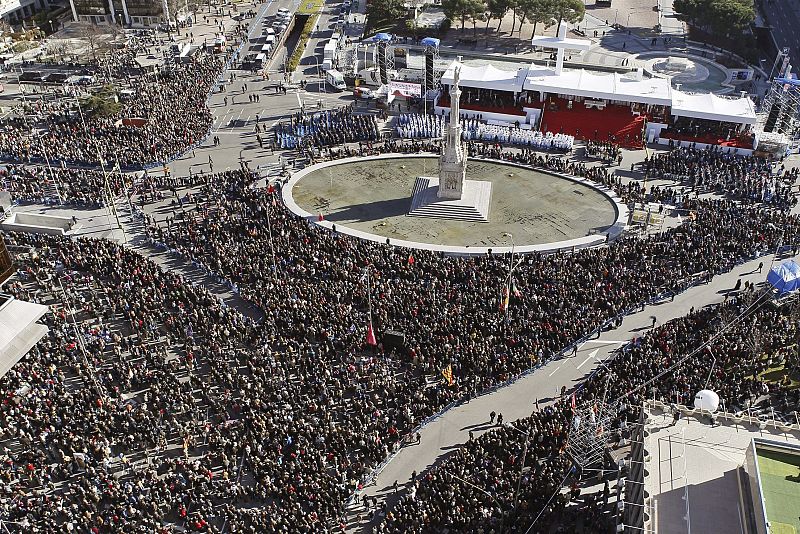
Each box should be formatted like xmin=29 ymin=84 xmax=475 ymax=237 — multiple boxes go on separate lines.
xmin=671 ymin=91 xmax=757 ymax=125
xmin=441 ymin=62 xmax=526 ymax=92
xmin=438 ymin=60 xmax=757 ymax=125
xmin=523 ymin=68 xmax=673 ymax=106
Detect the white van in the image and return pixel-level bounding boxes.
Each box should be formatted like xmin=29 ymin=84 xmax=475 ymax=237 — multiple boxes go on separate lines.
xmin=325 ymin=69 xmax=346 ymax=91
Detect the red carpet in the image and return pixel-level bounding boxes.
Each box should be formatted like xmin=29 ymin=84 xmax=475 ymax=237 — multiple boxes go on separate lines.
xmin=539 ymin=98 xmax=645 ymax=149
xmin=658 ymin=130 xmax=754 ymax=150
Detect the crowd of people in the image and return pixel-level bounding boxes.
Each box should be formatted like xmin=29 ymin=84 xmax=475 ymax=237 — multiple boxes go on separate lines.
xmin=0 ymin=50 xmax=224 ymax=169
xmin=0 ymin=164 xmax=128 ymax=206
xmin=585 ymin=141 xmax=622 ymax=164
xmin=381 ymin=290 xmax=800 ymax=533
xmin=395 ymin=113 xmax=575 ymax=152
xmin=275 ymin=107 xmax=380 ymax=149
xmin=0 ymin=138 xmax=797 ymax=531
xmin=640 ymin=146 xmax=798 ymax=209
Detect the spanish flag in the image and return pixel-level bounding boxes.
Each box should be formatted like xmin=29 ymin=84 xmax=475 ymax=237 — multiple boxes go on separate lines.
xmin=442 ymin=364 xmax=454 ymax=386
xmin=499 ymin=284 xmax=510 ymax=312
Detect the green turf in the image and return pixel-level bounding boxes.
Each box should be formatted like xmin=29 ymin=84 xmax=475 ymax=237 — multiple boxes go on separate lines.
xmin=756 ymin=447 xmax=800 ymax=534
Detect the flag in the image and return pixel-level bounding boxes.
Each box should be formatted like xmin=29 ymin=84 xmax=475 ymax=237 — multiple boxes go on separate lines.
xmin=267 ymin=184 xmax=275 ymax=194
xmin=511 ymin=279 xmax=521 ymax=298
xmin=442 ymin=364 xmax=454 ymax=386
xmin=408 ymin=254 xmax=415 ymax=265
xmin=571 ymin=392 xmax=577 ymax=411
xmin=318 ymin=213 xmax=324 ymax=222
xmin=499 ymin=284 xmax=510 ymax=312
xmin=366 ymin=321 xmax=377 ymax=346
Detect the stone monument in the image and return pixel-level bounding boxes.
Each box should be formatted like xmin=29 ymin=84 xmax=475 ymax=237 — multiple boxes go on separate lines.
xmin=408 ymin=61 xmax=493 ymax=222
xmin=438 ymin=66 xmax=467 ymax=200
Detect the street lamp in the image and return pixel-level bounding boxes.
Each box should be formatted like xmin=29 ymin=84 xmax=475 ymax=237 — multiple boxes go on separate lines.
xmin=504 ymin=423 xmax=531 ymax=512
xmin=500 ymin=232 xmax=522 ymax=321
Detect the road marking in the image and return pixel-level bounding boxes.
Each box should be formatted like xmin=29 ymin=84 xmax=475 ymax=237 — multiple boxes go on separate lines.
xmin=548 ymin=364 xmax=562 ymax=377
xmin=577 ymin=348 xmax=600 ymax=369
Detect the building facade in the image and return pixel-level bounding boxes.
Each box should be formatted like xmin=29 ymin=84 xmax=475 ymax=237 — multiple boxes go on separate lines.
xmin=1 ymin=0 xmax=52 ymax=24
xmin=70 ymin=0 xmax=168 ymax=27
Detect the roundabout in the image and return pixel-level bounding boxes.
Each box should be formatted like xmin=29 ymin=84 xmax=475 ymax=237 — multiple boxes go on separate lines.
xmin=282 ymin=154 xmax=629 ymax=255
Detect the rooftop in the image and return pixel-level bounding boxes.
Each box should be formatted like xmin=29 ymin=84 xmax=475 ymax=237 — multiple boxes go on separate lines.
xmin=641 ymin=402 xmax=800 ymax=534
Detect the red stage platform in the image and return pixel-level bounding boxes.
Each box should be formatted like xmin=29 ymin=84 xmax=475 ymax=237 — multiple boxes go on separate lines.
xmin=537 ymin=98 xmax=645 ymax=149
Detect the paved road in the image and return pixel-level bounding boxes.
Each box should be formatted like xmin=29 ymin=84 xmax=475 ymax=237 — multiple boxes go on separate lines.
xmin=763 ymin=0 xmax=800 ymax=70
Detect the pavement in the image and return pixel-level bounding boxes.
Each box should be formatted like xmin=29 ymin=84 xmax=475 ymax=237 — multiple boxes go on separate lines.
xmin=762 ymin=0 xmax=800 ymax=72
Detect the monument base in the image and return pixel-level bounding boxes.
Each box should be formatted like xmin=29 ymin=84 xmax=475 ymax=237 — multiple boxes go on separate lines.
xmin=408 ymin=176 xmax=492 ymax=222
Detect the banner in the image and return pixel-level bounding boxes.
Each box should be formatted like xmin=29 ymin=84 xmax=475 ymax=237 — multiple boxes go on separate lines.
xmin=389 ymin=81 xmax=421 ymax=97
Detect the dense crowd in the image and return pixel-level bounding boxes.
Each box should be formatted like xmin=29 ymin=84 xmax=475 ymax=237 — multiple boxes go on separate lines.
xmin=641 ymin=146 xmax=798 ymax=209
xmin=1 ymin=104 xmax=800 ymax=532
xmin=0 ymin=164 xmax=128 ymax=206
xmin=381 ymin=291 xmax=800 ymax=533
xmin=275 ymin=107 xmax=380 ymax=149
xmin=0 ymin=51 xmax=224 ymax=168
xmin=585 ymin=141 xmax=621 ymax=164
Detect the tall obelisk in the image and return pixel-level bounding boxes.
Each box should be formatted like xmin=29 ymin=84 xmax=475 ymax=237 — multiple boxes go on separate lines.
xmin=438 ymin=65 xmax=467 ymax=200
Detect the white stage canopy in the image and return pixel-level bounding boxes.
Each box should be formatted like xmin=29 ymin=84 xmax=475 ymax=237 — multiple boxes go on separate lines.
xmin=523 ymin=68 xmax=673 ymax=106
xmin=440 ymin=62 xmax=526 ymax=93
xmin=671 ymin=91 xmax=757 ymax=125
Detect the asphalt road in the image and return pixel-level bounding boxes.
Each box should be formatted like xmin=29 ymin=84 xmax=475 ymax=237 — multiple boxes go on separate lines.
xmin=763 ymin=0 xmax=800 ymax=72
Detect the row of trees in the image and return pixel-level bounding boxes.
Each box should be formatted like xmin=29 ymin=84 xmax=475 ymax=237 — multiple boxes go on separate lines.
xmin=673 ymin=0 xmax=755 ymax=37
xmin=441 ymin=0 xmax=586 ymax=37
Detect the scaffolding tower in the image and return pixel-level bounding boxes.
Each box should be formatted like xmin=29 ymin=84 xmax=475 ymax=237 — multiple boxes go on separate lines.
xmin=756 ymin=77 xmax=800 ymax=137
xmin=566 ymin=400 xmax=618 ymax=473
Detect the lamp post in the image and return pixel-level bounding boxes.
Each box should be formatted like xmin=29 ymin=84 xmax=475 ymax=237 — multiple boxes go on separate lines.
xmin=501 ymin=232 xmax=522 ymax=321
xmin=504 ymin=423 xmax=531 ymax=513
xmin=447 ymin=471 xmax=505 ymax=533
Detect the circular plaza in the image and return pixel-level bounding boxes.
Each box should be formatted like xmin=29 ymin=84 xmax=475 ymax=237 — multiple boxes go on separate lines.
xmin=283 ymin=155 xmax=627 ymax=254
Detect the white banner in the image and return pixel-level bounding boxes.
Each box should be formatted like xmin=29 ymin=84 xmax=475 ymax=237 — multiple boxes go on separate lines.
xmin=389 ymin=81 xmax=421 ymax=97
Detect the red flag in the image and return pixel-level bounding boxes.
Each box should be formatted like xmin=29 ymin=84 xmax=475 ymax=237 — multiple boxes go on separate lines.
xmin=318 ymin=213 xmax=324 ymax=222
xmin=408 ymin=254 xmax=415 ymax=265
xmin=571 ymin=392 xmax=577 ymax=411
xmin=267 ymin=184 xmax=275 ymax=194
xmin=366 ymin=322 xmax=377 ymax=346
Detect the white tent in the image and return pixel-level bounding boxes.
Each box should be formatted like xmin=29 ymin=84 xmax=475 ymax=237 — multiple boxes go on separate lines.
xmin=440 ymin=62 xmax=526 ymax=92
xmin=671 ymin=91 xmax=757 ymax=125
xmin=523 ymin=68 xmax=672 ymax=106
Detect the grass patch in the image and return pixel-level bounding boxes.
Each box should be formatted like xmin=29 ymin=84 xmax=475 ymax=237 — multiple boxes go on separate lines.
xmin=287 ymin=14 xmax=320 ymax=73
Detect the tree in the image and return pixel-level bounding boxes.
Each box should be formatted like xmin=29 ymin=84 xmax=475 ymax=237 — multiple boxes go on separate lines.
xmin=523 ymin=0 xmax=555 ymax=37
xmin=486 ymin=0 xmax=512 ymax=33
xmin=674 ymin=0 xmax=754 ymax=34
xmin=442 ymin=0 xmax=483 ymax=33
xmin=551 ymin=0 xmax=584 ymax=32
xmin=468 ymin=0 xmax=488 ymax=36
xmin=370 ymin=0 xmax=406 ymax=24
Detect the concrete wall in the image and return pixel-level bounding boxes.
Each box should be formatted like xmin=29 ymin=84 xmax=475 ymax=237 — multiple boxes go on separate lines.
xmin=1 ymin=212 xmax=72 ymax=236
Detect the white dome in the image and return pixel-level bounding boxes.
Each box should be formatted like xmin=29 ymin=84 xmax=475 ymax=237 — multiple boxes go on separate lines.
xmin=694 ymin=390 xmax=720 ymax=413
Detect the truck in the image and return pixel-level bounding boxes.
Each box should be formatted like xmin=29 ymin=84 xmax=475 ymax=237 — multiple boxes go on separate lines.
xmin=323 ymin=40 xmax=338 ymax=61
xmin=325 ymin=69 xmax=346 ymax=91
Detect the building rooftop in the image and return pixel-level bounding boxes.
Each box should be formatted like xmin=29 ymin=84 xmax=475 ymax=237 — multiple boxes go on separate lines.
xmin=641 ymin=402 xmax=800 ymax=534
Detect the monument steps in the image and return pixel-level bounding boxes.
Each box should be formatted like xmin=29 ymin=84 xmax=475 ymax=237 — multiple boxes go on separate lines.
xmin=408 ymin=177 xmax=492 ymax=223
